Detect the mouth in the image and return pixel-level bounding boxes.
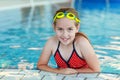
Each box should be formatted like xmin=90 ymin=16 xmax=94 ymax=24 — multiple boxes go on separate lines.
xmin=61 ymin=37 xmax=70 ymax=42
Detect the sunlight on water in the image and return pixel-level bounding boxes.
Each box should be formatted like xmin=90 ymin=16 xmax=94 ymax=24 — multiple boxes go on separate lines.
xmin=94 ymin=45 xmax=120 ymax=51
xmin=111 ymin=36 xmax=120 ymax=40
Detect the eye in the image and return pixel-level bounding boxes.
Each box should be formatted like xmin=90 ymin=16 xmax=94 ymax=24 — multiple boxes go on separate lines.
xmin=57 ymin=28 xmax=63 ymax=31
xmin=68 ymin=28 xmax=73 ymax=30
xmin=67 ymin=28 xmax=74 ymax=32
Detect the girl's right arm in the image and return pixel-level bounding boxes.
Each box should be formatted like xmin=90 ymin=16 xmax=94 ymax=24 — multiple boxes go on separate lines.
xmin=37 ymin=38 xmax=59 ymax=73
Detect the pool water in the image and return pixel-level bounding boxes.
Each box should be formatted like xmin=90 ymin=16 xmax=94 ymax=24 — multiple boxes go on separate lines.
xmin=0 ymin=3 xmax=120 ymax=74
xmin=80 ymin=9 xmax=120 ymax=74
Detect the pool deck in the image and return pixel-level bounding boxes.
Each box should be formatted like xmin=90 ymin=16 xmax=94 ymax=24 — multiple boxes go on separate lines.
xmin=0 ymin=69 xmax=120 ymax=80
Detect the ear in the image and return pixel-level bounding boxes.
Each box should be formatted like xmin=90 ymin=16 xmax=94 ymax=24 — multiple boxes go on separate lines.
xmin=76 ymin=24 xmax=80 ymax=32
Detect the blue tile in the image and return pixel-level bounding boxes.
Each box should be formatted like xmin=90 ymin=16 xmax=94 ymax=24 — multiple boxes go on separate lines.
xmin=98 ymin=73 xmax=118 ymax=80
xmin=43 ymin=75 xmax=64 ymax=80
xmin=18 ymin=70 xmax=39 ymax=75
xmin=86 ymin=77 xmax=105 ymax=80
xmin=22 ymin=75 xmax=43 ymax=80
xmin=64 ymin=76 xmax=85 ymax=80
xmin=78 ymin=73 xmax=98 ymax=78
xmin=1 ymin=75 xmax=24 ymax=80
xmin=39 ymin=71 xmax=57 ymax=76
xmin=57 ymin=73 xmax=77 ymax=77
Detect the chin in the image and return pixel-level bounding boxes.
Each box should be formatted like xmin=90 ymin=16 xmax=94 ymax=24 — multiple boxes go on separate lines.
xmin=58 ymin=38 xmax=74 ymax=45
xmin=61 ymin=41 xmax=71 ymax=46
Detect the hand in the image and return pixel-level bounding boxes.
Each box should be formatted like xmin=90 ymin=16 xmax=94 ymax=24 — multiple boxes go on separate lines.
xmin=58 ymin=68 xmax=78 ymax=75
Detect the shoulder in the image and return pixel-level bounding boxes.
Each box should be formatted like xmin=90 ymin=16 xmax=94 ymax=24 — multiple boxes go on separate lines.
xmin=45 ymin=36 xmax=58 ymax=50
xmin=75 ymin=35 xmax=94 ymax=53
xmin=75 ymin=34 xmax=95 ymax=56
xmin=47 ymin=36 xmax=58 ymax=45
xmin=75 ymin=35 xmax=90 ymax=46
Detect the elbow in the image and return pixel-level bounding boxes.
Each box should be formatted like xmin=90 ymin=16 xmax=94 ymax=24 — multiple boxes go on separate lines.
xmin=90 ymin=65 xmax=101 ymax=72
xmin=37 ymin=63 xmax=40 ymax=69
xmin=37 ymin=63 xmax=42 ymax=69
xmin=92 ymin=68 xmax=101 ymax=72
xmin=37 ymin=63 xmax=47 ymax=70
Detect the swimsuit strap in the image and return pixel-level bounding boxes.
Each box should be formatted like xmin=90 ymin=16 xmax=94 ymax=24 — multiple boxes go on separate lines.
xmin=57 ymin=41 xmax=60 ymax=50
xmin=73 ymin=40 xmax=75 ymax=50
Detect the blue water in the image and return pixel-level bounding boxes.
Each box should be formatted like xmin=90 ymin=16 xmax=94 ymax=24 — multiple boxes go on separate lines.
xmin=0 ymin=3 xmax=120 ymax=74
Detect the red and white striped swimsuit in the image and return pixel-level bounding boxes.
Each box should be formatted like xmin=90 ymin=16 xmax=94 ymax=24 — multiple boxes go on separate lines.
xmin=54 ymin=41 xmax=88 ymax=69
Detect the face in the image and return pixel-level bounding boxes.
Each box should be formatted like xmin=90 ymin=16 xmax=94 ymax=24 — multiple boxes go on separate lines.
xmin=54 ymin=18 xmax=79 ymax=45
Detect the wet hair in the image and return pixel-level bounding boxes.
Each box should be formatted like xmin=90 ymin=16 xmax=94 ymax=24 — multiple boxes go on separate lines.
xmin=53 ymin=7 xmax=80 ymax=26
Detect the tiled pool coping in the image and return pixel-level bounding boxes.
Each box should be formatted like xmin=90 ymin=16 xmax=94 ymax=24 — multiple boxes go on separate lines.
xmin=0 ymin=69 xmax=119 ymax=80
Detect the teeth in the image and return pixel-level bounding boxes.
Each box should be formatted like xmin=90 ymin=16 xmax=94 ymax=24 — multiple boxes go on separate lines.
xmin=64 ymin=39 xmax=67 ymax=40
xmin=61 ymin=37 xmax=69 ymax=41
xmin=63 ymin=38 xmax=68 ymax=41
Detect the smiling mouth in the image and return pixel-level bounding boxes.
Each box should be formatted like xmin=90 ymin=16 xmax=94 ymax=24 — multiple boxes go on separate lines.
xmin=61 ymin=38 xmax=69 ymax=41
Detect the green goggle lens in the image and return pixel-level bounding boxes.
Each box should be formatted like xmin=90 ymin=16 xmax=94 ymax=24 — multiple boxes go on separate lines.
xmin=56 ymin=12 xmax=64 ymax=18
xmin=66 ymin=13 xmax=75 ymax=20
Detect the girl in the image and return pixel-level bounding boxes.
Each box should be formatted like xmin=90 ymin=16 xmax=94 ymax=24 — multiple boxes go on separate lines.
xmin=37 ymin=8 xmax=100 ymax=74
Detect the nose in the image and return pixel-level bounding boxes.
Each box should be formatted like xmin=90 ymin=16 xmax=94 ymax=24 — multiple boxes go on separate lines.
xmin=62 ymin=30 xmax=68 ymax=37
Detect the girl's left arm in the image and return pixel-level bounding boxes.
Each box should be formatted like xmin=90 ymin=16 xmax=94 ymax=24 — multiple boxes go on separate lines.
xmin=76 ymin=36 xmax=100 ymax=72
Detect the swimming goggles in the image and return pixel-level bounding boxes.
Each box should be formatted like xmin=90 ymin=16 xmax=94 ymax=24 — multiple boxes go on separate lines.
xmin=53 ymin=12 xmax=80 ymax=23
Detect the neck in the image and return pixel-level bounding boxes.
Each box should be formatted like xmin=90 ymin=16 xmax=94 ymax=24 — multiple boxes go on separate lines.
xmin=60 ymin=41 xmax=73 ymax=48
